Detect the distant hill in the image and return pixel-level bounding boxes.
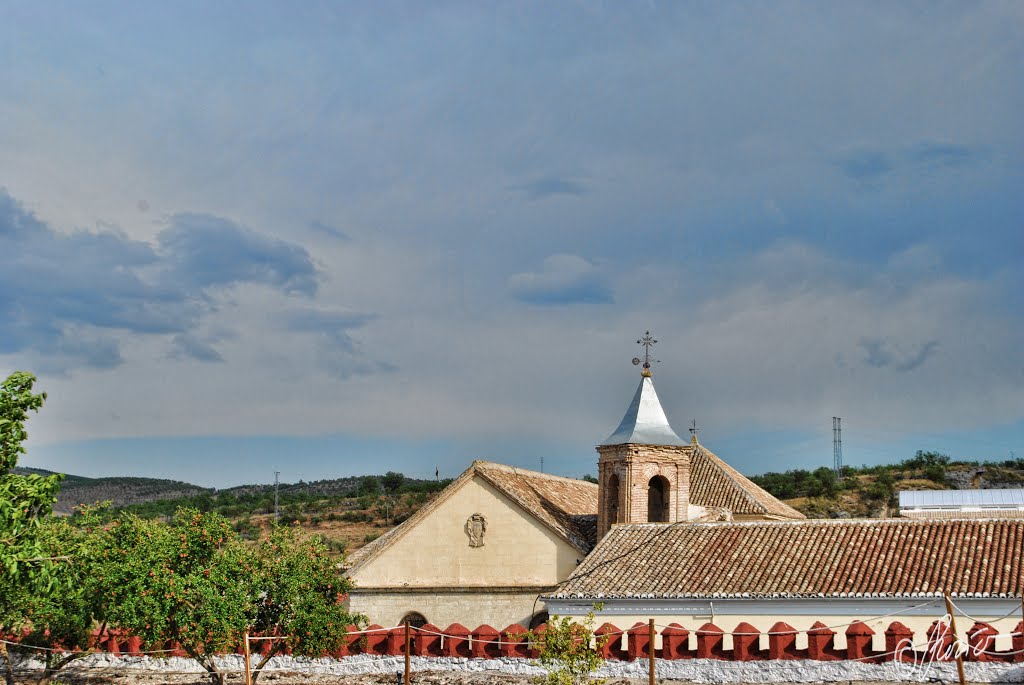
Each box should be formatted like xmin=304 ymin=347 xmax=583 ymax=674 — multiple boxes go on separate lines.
xmin=751 ymin=452 xmax=1024 ymax=518
xmin=13 ymin=467 xmax=445 ymax=518
xmin=13 ymin=467 xmax=214 ymax=515
xmin=20 ymin=452 xmax=1024 ymax=556
xmin=13 ymin=466 xmax=454 ymax=555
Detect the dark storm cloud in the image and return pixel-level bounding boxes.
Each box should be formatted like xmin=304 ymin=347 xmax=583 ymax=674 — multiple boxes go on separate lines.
xmin=0 ymin=189 xmax=318 ymax=370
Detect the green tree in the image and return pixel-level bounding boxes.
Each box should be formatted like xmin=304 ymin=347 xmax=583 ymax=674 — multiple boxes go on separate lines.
xmin=357 ymin=475 xmax=380 ymax=496
xmin=527 ymin=609 xmax=606 ymax=685
xmin=904 ymin=450 xmax=950 ymax=470
xmin=92 ymin=510 xmax=254 ymax=685
xmin=0 ymin=372 xmax=62 ymax=685
xmin=20 ymin=509 xmax=107 ymax=685
xmin=248 ymin=525 xmax=365 ymax=683
xmin=381 ymin=471 xmax=405 ymax=493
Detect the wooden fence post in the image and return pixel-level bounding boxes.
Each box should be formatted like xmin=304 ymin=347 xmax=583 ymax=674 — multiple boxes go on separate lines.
xmin=243 ymin=632 xmax=251 ymax=685
xmin=944 ymin=594 xmax=967 ymax=685
xmin=648 ymin=619 xmax=655 ymax=685
xmin=404 ymin=621 xmax=411 ymax=685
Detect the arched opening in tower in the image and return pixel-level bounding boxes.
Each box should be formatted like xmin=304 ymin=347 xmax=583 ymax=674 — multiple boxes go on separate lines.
xmin=606 ymin=473 xmax=620 ymax=525
xmin=648 ymin=475 xmax=670 ymax=522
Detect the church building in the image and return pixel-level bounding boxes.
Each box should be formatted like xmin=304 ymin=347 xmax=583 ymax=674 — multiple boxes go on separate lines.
xmin=544 ymin=345 xmax=1024 ymax=648
xmin=345 ymin=340 xmax=803 ymax=628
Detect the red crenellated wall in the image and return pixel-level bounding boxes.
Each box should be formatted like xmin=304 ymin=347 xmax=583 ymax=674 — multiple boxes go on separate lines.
xmin=9 ymin=619 xmax=1024 ymax=663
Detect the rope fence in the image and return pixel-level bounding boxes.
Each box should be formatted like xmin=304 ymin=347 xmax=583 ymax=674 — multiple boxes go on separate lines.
xmin=3 ymin=594 xmax=1023 ymax=685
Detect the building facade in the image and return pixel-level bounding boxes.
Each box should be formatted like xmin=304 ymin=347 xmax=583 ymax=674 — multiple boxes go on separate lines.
xmin=344 ymin=367 xmax=803 ymax=628
xmin=345 ymin=461 xmax=597 ymax=629
xmin=545 ymin=518 xmax=1024 ymax=650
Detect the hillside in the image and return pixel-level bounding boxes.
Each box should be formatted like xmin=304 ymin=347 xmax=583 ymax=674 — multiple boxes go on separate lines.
xmin=13 ymin=467 xmax=213 ymax=515
xmin=751 ymin=451 xmax=1024 ymax=518
xmin=23 ymin=450 xmax=1024 ymax=557
xmin=18 ymin=466 xmax=452 ymax=555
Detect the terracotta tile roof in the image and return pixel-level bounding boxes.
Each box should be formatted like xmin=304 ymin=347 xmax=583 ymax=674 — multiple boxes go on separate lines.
xmin=689 ymin=443 xmax=805 ymax=519
xmin=553 ymin=518 xmax=1024 ymax=599
xmin=473 ymin=461 xmax=598 ymax=553
xmin=345 ymin=461 xmax=598 ymax=572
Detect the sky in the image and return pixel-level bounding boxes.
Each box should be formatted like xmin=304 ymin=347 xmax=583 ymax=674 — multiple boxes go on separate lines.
xmin=2 ymin=2 xmax=1022 ymax=488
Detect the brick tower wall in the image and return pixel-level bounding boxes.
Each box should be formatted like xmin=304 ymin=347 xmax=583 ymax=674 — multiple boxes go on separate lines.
xmin=596 ymin=443 xmax=690 ymax=539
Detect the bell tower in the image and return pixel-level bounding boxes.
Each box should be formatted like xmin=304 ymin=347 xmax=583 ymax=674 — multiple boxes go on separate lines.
xmin=597 ymin=333 xmax=690 ymax=539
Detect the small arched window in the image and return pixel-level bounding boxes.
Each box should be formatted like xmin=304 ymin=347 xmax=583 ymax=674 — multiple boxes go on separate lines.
xmin=400 ymin=612 xmax=428 ymax=628
xmin=648 ymin=476 xmax=670 ymax=523
xmin=529 ymin=611 xmax=549 ymax=629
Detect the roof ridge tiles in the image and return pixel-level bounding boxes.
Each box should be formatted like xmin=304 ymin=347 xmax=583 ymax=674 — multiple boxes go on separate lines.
xmin=472 ymin=460 xmax=599 ymax=486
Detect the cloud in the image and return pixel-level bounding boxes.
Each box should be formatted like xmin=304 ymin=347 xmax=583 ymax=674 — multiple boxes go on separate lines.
xmin=513 ymin=176 xmax=588 ymax=200
xmin=170 ymin=333 xmax=225 ymax=363
xmin=906 ymin=141 xmax=985 ymax=169
xmin=287 ymin=309 xmax=376 ymax=349
xmin=508 ymin=254 xmax=613 ymax=305
xmin=835 ymin=140 xmax=987 ymax=187
xmin=859 ymin=338 xmax=940 ymax=372
xmin=286 ymin=308 xmax=390 ymax=379
xmin=43 ymin=333 xmax=124 ymax=372
xmin=0 ymin=189 xmax=318 ymax=371
xmin=157 ymin=213 xmax=318 ymax=296
xmin=309 ymin=220 xmax=351 ymax=241
xmin=834 ymin=149 xmax=893 ymax=183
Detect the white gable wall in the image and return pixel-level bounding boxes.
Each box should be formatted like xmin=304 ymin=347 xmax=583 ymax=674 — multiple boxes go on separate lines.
xmin=348 ymin=474 xmax=585 ymax=627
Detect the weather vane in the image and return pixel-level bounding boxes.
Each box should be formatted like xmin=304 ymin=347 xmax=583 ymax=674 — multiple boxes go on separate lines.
xmin=631 ymin=330 xmax=659 ymax=377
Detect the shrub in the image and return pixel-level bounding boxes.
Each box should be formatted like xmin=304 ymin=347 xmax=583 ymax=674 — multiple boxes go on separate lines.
xmin=527 ymin=608 xmax=606 ymax=685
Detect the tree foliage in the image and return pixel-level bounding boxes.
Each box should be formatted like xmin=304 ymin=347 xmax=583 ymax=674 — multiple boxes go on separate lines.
xmin=749 ymin=466 xmax=839 ymax=500
xmin=381 ymin=471 xmax=405 ymax=493
xmin=92 ymin=510 xmax=254 ymax=685
xmin=19 ymin=510 xmax=107 ymax=684
xmin=527 ymin=609 xmax=606 ymax=685
xmin=248 ymin=526 xmax=365 ymax=682
xmin=0 ymin=372 xmax=62 ymax=578
xmin=0 ymin=372 xmax=62 ymax=685
xmin=87 ymin=508 xmax=364 ymax=685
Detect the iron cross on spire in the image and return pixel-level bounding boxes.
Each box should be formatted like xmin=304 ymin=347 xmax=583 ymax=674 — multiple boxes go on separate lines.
xmin=631 ymin=331 xmax=659 ymax=377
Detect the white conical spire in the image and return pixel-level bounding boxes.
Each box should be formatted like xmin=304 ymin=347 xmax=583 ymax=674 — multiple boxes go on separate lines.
xmin=600 ymin=375 xmax=686 ymax=446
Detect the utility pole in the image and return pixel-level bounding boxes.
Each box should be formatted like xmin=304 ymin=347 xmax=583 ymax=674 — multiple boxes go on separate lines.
xmin=832 ymin=417 xmax=843 ymax=476
xmin=274 ymin=471 xmax=280 ymax=521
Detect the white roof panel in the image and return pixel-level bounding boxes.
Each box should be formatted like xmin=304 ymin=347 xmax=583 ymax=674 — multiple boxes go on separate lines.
xmin=900 ymin=489 xmax=1024 ymax=509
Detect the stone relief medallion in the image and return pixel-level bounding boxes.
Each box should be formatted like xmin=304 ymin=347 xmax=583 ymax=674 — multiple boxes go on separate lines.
xmin=465 ymin=513 xmax=487 ymax=547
